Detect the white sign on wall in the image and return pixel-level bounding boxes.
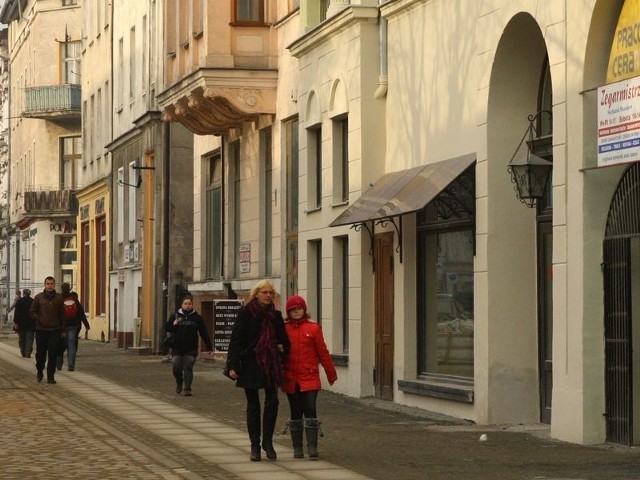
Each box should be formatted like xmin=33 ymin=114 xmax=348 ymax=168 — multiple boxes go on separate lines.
xmin=598 ymin=75 xmax=640 ymax=167
xmin=239 ymin=243 xmax=251 ymax=273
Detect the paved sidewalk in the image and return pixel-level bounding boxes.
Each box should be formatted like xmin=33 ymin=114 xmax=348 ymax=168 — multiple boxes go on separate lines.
xmin=1 ymin=333 xmax=640 ymax=479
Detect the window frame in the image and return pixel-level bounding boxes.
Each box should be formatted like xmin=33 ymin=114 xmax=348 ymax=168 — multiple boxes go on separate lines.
xmin=205 ymin=151 xmax=223 ymax=280
xmin=416 ymin=169 xmax=476 ymax=381
xmin=232 ymin=0 xmax=267 ymax=26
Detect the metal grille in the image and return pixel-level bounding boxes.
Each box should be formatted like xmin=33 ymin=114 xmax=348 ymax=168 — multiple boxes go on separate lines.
xmin=603 ymin=237 xmax=632 ymax=445
xmin=605 ymin=164 xmax=640 ymax=238
xmin=602 ymin=162 xmax=640 ymax=445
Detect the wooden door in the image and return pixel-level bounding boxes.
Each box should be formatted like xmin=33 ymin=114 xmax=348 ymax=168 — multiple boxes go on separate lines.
xmin=374 ymin=232 xmax=395 ymax=400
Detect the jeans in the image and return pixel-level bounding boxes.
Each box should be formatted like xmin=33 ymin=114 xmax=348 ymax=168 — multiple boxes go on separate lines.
xmin=172 ymin=354 xmax=196 ymax=388
xmin=35 ymin=330 xmax=62 ymax=380
xmin=65 ymin=326 xmax=78 ymax=368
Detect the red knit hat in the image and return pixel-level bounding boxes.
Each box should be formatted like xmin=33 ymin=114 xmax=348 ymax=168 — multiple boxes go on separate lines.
xmin=286 ymin=295 xmax=307 ymax=313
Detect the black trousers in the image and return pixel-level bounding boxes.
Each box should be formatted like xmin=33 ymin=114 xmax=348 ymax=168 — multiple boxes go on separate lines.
xmin=35 ymin=329 xmax=62 ymax=379
xmin=286 ymin=385 xmax=319 ymax=419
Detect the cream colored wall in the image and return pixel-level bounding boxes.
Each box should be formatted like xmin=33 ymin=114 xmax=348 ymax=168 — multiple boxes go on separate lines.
xmin=80 ymin=0 xmax=112 ymax=189
xmin=292 ymin=8 xmax=383 ymax=397
xmin=4 ymin=1 xmax=82 ymax=287
xmin=112 ymin=0 xmax=159 ymax=140
xmin=381 ymin=0 xmax=628 ymax=444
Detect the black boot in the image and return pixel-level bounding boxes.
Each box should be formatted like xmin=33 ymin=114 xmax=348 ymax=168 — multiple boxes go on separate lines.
xmin=305 ymin=418 xmax=320 ymax=459
xmin=247 ymin=408 xmax=261 ymax=461
xmin=288 ymin=419 xmax=304 ymax=458
xmin=262 ymin=399 xmax=278 ymax=460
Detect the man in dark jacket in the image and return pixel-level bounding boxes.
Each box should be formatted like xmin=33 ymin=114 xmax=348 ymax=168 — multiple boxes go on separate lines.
xmin=30 ymin=276 xmax=66 ymax=384
xmin=13 ymin=288 xmax=34 ymax=357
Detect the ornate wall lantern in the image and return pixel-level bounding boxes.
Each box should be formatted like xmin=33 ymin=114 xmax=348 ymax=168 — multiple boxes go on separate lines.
xmin=507 ymin=111 xmax=553 ymax=208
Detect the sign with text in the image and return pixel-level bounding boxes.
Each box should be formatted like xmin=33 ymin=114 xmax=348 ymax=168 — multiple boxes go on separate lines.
xmin=213 ymin=299 xmax=243 ymax=352
xmin=239 ymin=243 xmax=251 ymax=273
xmin=598 ymin=75 xmax=640 ymax=167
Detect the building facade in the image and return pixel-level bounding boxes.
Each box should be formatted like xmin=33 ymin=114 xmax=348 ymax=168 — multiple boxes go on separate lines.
xmin=287 ymin=0 xmax=640 ymax=447
xmin=0 ymin=0 xmax=82 ymax=297
xmin=77 ymin=0 xmax=112 ymax=342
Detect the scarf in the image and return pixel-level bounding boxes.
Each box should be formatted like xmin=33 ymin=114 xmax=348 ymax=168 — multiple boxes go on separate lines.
xmin=247 ymin=298 xmax=283 ymax=387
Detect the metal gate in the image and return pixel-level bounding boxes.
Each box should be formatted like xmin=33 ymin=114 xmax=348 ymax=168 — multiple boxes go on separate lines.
xmin=603 ymin=162 xmax=640 ymax=445
xmin=603 ymin=237 xmax=632 ymax=445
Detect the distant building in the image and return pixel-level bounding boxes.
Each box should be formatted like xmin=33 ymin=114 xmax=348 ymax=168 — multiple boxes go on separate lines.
xmin=0 ymin=0 xmax=81 ymax=295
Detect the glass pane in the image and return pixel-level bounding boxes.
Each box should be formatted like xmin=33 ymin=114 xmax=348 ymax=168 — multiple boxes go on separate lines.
xmin=237 ymin=0 xmax=260 ymax=22
xmin=60 ymin=251 xmax=77 ymax=264
xmin=421 ymin=229 xmax=474 ymax=377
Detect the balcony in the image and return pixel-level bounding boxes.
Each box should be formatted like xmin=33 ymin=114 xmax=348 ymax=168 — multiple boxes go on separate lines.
xmin=23 ymin=189 xmax=78 ymax=217
xmin=23 ymin=84 xmax=81 ymax=121
xmin=157 ymin=69 xmax=277 ymax=136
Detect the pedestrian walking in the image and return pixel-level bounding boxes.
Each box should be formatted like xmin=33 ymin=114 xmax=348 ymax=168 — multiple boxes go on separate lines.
xmin=282 ymin=295 xmax=337 ymax=459
xmin=13 ymin=289 xmax=34 ymax=358
xmin=57 ymin=283 xmax=89 ymax=371
xmin=226 ymin=280 xmax=290 ymax=462
xmin=72 ymin=291 xmax=91 ymax=353
xmin=30 ymin=276 xmax=66 ymax=384
xmin=164 ymin=294 xmax=213 ymax=397
xmin=5 ymin=289 xmax=21 ymax=324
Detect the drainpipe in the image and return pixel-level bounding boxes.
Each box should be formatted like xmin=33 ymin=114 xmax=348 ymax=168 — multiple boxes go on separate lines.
xmin=5 ymin=53 xmax=11 ymax=312
xmin=373 ymin=0 xmax=389 ymax=99
xmin=161 ymin=121 xmax=170 ymax=350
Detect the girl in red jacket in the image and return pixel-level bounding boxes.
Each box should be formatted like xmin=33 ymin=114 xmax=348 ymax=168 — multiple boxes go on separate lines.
xmin=282 ymin=295 xmax=337 ymax=459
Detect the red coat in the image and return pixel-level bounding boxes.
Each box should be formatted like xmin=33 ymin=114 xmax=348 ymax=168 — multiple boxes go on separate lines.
xmin=282 ymin=318 xmax=337 ymax=394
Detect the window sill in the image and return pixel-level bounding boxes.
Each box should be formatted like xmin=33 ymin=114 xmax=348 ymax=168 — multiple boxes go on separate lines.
xmin=305 ymin=206 xmax=321 ymax=214
xmin=398 ymin=377 xmax=474 ymax=403
xmin=331 ymin=354 xmax=348 ymax=367
xmin=332 ymin=200 xmax=349 ymax=208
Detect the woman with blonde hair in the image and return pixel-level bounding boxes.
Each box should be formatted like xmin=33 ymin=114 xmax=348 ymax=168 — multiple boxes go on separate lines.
xmin=227 ymin=280 xmax=290 ymax=461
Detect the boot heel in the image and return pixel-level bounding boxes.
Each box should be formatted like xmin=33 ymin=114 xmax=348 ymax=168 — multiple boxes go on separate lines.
xmin=262 ymin=441 xmax=277 ymax=460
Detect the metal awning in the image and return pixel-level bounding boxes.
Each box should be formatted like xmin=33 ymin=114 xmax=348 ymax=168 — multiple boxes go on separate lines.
xmin=330 ymin=153 xmax=476 ymax=227
xmin=329 ymin=153 xmax=476 ymax=266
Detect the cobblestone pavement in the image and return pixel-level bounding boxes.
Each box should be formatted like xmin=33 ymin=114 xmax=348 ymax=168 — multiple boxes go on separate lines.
xmin=1 ymin=332 xmax=640 ymax=479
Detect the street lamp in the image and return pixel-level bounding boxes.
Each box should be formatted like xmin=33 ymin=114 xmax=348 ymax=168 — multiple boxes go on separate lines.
xmin=507 ymin=111 xmax=553 ymax=208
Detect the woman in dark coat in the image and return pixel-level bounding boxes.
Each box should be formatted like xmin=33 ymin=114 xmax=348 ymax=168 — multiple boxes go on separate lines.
xmin=165 ymin=294 xmax=212 ymax=396
xmin=227 ymin=280 xmax=290 ymax=462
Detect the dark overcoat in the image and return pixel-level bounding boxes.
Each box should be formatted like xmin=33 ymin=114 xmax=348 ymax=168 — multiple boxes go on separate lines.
xmin=227 ymin=305 xmax=290 ymax=389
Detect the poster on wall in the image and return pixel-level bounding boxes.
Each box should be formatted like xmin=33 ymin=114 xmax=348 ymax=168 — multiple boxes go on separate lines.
xmin=213 ymin=299 xmax=243 ymax=352
xmin=598 ymin=75 xmax=640 ymax=167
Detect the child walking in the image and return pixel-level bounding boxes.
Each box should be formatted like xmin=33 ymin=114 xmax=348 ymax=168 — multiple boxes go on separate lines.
xmin=282 ymin=295 xmax=337 ymax=459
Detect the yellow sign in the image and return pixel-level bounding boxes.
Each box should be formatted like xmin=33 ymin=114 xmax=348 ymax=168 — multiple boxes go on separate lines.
xmin=607 ymin=0 xmax=640 ymax=83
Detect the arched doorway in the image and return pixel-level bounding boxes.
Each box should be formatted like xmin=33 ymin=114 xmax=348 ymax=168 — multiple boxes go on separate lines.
xmin=487 ymin=12 xmax=553 ymax=424
xmin=603 ymin=162 xmax=640 ymax=445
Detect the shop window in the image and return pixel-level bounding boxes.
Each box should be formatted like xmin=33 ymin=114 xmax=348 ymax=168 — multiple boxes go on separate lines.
xmin=95 ymin=216 xmax=107 ymax=315
xmin=417 ymin=170 xmax=475 ymax=379
xmin=81 ymin=221 xmax=90 ymax=314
